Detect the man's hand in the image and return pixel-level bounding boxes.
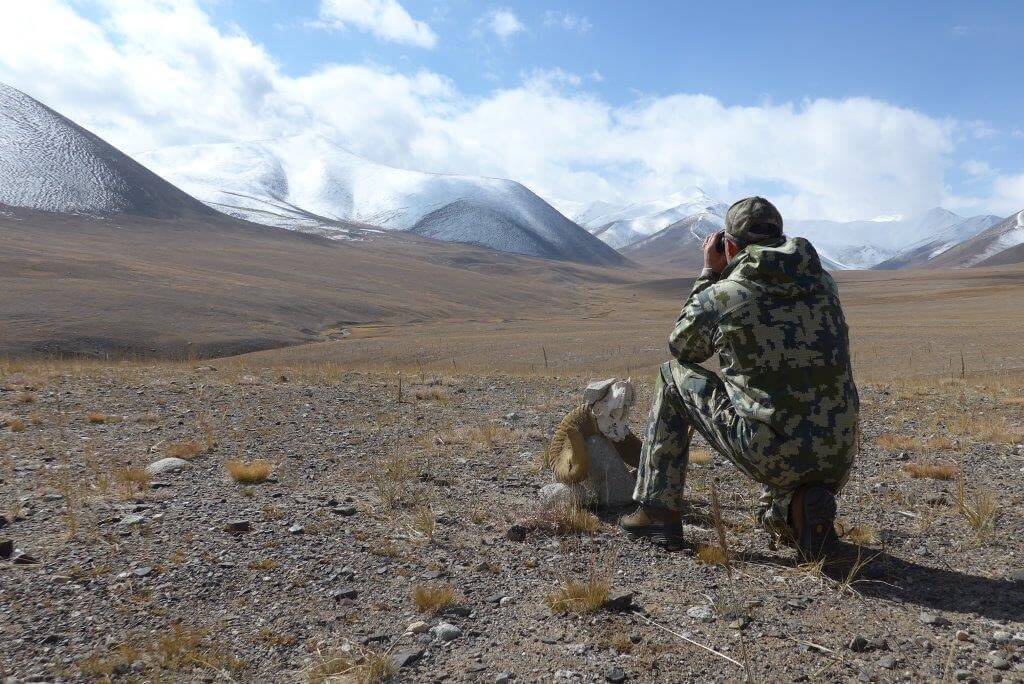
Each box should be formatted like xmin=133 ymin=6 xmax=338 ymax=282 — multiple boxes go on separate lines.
xmin=703 ymin=231 xmax=728 ymax=274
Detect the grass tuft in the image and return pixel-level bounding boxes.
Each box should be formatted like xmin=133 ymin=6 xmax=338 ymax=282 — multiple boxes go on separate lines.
xmin=876 ymin=433 xmax=919 ymax=451
xmin=956 ymin=479 xmax=1000 ymax=539
xmin=689 ymin=448 xmax=712 ymax=465
xmin=904 ymin=462 xmax=957 ymax=480
xmin=87 ymin=412 xmax=122 ymax=424
xmin=226 ymin=459 xmax=273 ymax=483
xmin=411 ymin=583 xmax=456 ymax=613
xmin=546 ymin=572 xmax=611 ymax=614
xmin=304 ymin=647 xmax=396 ymax=684
xmin=166 ymin=441 xmax=207 ymax=461
xmin=696 ymin=544 xmax=728 ymax=566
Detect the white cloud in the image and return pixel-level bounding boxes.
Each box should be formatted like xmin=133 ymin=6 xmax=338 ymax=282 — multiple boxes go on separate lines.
xmin=543 ymin=11 xmax=592 ymax=34
xmin=316 ymin=0 xmax=437 ymax=48
xmin=962 ymin=159 xmax=993 ymax=177
xmin=0 ymin=0 xmax=1004 ymax=222
xmin=482 ymin=9 xmax=525 ymax=41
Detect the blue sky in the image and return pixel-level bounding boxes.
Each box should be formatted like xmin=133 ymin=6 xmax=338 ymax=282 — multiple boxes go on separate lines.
xmin=2 ymin=0 xmax=1022 ymax=219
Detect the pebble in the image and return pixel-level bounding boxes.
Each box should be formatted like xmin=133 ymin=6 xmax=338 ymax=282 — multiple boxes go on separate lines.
xmin=120 ymin=514 xmax=145 ymax=526
xmin=494 ymin=673 xmax=513 ymax=684
xmin=686 ymin=605 xmax=716 ymax=623
xmin=430 ymin=622 xmax=461 ymax=642
xmin=224 ymin=520 xmax=251 ymax=533
xmin=919 ymin=612 xmax=950 ymax=627
xmin=849 ymin=635 xmax=870 ymax=652
xmin=330 ymin=588 xmax=357 ymax=600
xmin=877 ymin=655 xmax=896 ymax=669
xmin=992 ymin=630 xmax=1012 ymax=645
xmin=288 ymin=524 xmax=304 ymax=534
xmin=499 ymin=596 xmax=514 ymax=607
xmin=408 ymin=621 xmax=429 ymax=634
xmin=133 ymin=566 xmax=152 ymax=577
xmin=955 ymin=630 xmax=971 ymax=642
xmin=144 ymin=457 xmax=189 ymax=476
xmin=989 ymin=654 xmax=1011 ymax=670
xmin=389 ymin=649 xmax=424 ymax=669
xmin=953 ymin=669 xmax=971 ymax=681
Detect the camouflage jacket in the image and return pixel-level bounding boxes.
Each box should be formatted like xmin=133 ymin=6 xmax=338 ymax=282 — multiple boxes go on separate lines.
xmin=670 ymin=237 xmax=859 ymax=450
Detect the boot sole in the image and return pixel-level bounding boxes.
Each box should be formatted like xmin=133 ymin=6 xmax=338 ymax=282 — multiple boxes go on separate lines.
xmin=796 ymin=486 xmax=838 ymax=562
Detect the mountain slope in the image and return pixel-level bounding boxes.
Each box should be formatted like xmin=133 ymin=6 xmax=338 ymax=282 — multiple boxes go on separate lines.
xmin=873 ymin=214 xmax=1003 ymax=269
xmin=577 ymin=189 xmax=729 ymax=249
xmin=620 ymin=212 xmax=723 ymax=270
xmin=140 ymin=135 xmax=623 ymax=265
xmin=926 ymin=210 xmax=1024 ymax=268
xmin=0 ymin=83 xmax=212 ymax=218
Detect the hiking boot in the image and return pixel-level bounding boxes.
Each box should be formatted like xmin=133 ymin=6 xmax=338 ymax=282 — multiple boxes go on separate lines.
xmin=789 ymin=485 xmax=838 ymax=562
xmin=619 ymin=504 xmax=683 ymax=545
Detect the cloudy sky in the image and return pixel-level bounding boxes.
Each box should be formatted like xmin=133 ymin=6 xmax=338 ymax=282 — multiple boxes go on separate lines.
xmin=1 ymin=0 xmax=1021 ymax=220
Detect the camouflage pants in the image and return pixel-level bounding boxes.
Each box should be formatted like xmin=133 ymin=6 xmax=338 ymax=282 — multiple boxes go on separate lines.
xmin=633 ymin=361 xmax=850 ymax=535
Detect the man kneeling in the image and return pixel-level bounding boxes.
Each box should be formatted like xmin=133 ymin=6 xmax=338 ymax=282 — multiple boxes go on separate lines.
xmin=619 ymin=197 xmax=859 ymax=561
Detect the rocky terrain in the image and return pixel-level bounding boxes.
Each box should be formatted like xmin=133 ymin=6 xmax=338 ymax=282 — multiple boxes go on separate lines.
xmin=1 ymin=362 xmax=1023 ymax=682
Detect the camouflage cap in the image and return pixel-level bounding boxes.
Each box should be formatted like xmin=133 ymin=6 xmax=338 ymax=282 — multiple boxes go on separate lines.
xmin=725 ymin=196 xmax=784 ymax=244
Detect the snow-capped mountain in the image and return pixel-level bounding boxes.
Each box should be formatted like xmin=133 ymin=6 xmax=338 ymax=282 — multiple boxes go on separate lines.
xmin=926 ymin=210 xmax=1024 ymax=268
xmin=575 ymin=189 xmax=729 ymax=249
xmin=873 ymin=214 xmax=1003 ymax=269
xmin=0 ymin=83 xmax=212 ymax=217
xmin=140 ymin=135 xmax=624 ymax=266
xmin=619 ymin=211 xmax=724 ymax=269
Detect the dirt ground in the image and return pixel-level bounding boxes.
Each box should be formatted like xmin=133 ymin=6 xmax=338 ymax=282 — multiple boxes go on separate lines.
xmin=1 ymin=361 xmax=1022 ymax=682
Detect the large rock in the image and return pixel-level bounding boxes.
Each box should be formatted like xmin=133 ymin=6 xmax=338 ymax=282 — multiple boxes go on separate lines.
xmin=145 ymin=457 xmax=189 ymax=476
xmin=580 ymin=435 xmax=635 ymax=507
xmin=539 ymin=483 xmax=584 ymax=510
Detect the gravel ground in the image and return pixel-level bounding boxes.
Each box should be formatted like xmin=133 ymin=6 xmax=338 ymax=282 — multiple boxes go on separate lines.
xmin=1 ymin=365 xmax=1023 ymax=682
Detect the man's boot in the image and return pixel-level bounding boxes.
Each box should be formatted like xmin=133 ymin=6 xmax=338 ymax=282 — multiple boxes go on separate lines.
xmin=619 ymin=504 xmax=683 ymax=545
xmin=789 ymin=485 xmax=838 ymax=562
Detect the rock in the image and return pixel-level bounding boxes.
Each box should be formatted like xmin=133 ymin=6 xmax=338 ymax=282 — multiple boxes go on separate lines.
xmin=486 ymin=594 xmax=503 ymax=604
xmin=133 ymin=566 xmax=152 ymax=577
xmin=989 ymin=655 xmax=1010 ymax=670
xmin=506 ymin=524 xmax=528 ymax=542
xmin=1011 ymin=632 xmax=1024 ymax=646
xmin=331 ymin=506 xmax=357 ymax=516
xmin=955 ymin=630 xmax=970 ymax=642
xmin=144 ymin=457 xmax=189 ymax=476
xmin=604 ymin=592 xmax=635 ymax=612
xmin=390 ymin=649 xmax=424 ymax=669
xmin=992 ymin=630 xmax=1012 ymax=645
xmin=407 ymin=621 xmax=429 ymax=635
xmin=849 ymin=635 xmax=870 ymax=652
xmin=12 ymin=552 xmax=38 ymax=565
xmin=0 ymin=514 xmax=8 ymax=529
xmin=877 ymin=655 xmax=896 ymax=669
xmin=605 ymin=666 xmax=627 ymax=682
xmin=0 ymin=539 xmax=12 ymax=559
xmin=919 ymin=612 xmax=950 ymax=627
xmin=1008 ymin=569 xmax=1024 ymax=583
xmin=686 ymin=605 xmax=716 ymax=623
xmin=288 ymin=524 xmax=304 ymax=534
xmin=538 ymin=483 xmax=584 ymax=511
xmin=581 ymin=435 xmax=635 ymax=507
xmin=430 ymin=622 xmax=461 ymax=642
xmin=953 ymin=670 xmax=971 ymax=681
xmin=499 ymin=596 xmax=514 ymax=607
xmin=120 ymin=514 xmax=145 ymax=526
xmin=330 ymin=588 xmax=357 ymax=600
xmin=495 ymin=673 xmax=513 ymax=684
xmin=224 ymin=520 xmax=251 ymax=533
xmin=728 ymin=616 xmax=750 ymax=630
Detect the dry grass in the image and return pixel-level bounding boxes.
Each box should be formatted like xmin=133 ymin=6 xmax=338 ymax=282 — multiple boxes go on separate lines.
xmin=903 ymin=462 xmax=958 ymax=480
xmin=840 ymin=524 xmax=879 ymax=546
xmin=248 ymin=559 xmax=279 ymax=571
xmin=411 ymin=385 xmax=451 ymax=402
xmin=546 ymin=571 xmax=612 ymax=614
xmin=689 ymin=448 xmax=713 ymax=465
xmin=529 ymin=505 xmax=601 ymax=535
xmin=226 ymin=459 xmax=273 ymax=484
xmin=956 ymin=480 xmax=1000 ymax=539
xmin=410 ymin=583 xmax=457 ymax=613
xmin=471 ymin=422 xmax=514 ymax=449
xmin=166 ymin=441 xmax=207 ymax=461
xmin=79 ymin=624 xmax=244 ymax=679
xmin=696 ymin=544 xmax=729 ymax=566
xmin=4 ymin=416 xmax=25 ymax=432
xmin=304 ymin=647 xmax=396 ymax=684
xmin=113 ymin=466 xmax=150 ymax=498
xmin=875 ymin=433 xmax=920 ymax=451
xmin=409 ymin=505 xmax=437 ymax=541
xmin=16 ymin=391 xmax=35 ymax=404
xmin=609 ymin=632 xmax=634 ymax=654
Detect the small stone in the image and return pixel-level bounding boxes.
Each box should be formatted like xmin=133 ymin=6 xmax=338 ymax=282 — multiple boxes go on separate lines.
xmin=224 ymin=520 xmax=251 ymax=533
xmin=686 ymin=605 xmax=716 ymax=623
xmin=494 ymin=673 xmax=513 ymax=684
xmin=330 ymin=588 xmax=357 ymax=600
xmin=989 ymin=655 xmax=1010 ymax=671
xmin=1011 ymin=632 xmax=1024 ymax=646
xmin=849 ymin=635 xmax=870 ymax=652
xmin=144 ymin=457 xmax=189 ymax=476
xmin=0 ymin=515 xmax=9 ymax=529
xmin=288 ymin=524 xmax=304 ymax=534
xmin=1008 ymin=569 xmax=1024 ymax=583
xmin=506 ymin=524 xmax=528 ymax=542
xmin=728 ymin=616 xmax=750 ymax=630
xmin=604 ymin=592 xmax=635 ymax=612
xmin=430 ymin=622 xmax=461 ymax=642
xmin=919 ymin=612 xmax=950 ymax=627
xmin=121 ymin=514 xmax=145 ymax=526
xmin=485 ymin=594 xmax=503 ymax=604
xmin=12 ymin=552 xmax=38 ymax=565
xmin=992 ymin=630 xmax=1012 ymax=645
xmin=133 ymin=566 xmax=152 ymax=577
xmin=389 ymin=649 xmax=424 ymax=669
xmin=0 ymin=539 xmax=12 ymax=559
xmin=408 ymin=621 xmax=429 ymax=635
xmin=331 ymin=506 xmax=357 ymax=516
xmin=499 ymin=596 xmax=514 ymax=607
xmin=877 ymin=655 xmax=896 ymax=669
xmin=955 ymin=630 xmax=970 ymax=642
xmin=953 ymin=670 xmax=971 ymax=681
xmin=605 ymin=666 xmax=627 ymax=682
